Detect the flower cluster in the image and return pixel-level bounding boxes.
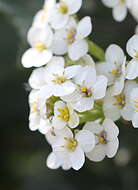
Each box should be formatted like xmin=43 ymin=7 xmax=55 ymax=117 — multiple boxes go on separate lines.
xmin=22 ymin=0 xmax=138 ymax=170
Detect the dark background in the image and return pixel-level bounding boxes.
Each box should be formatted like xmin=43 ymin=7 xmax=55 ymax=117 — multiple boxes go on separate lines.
xmin=0 ymin=0 xmax=138 ymax=189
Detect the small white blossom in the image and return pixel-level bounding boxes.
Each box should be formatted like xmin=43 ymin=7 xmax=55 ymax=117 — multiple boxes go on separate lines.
xmin=29 ymin=90 xmax=52 ymax=134
xmin=101 ymin=0 xmax=128 ymax=22
xmin=32 ymin=0 xmax=56 ymax=28
xmin=84 ymin=119 xmax=119 ymax=162
xmin=40 ymin=56 xmax=81 ymax=97
xmin=52 ymin=101 xmax=79 ymax=129
xmin=47 ymin=151 xmax=71 ymax=170
xmin=96 ymin=44 xmax=126 ymax=95
xmin=103 ymin=81 xmax=138 ymax=121
xmin=130 ymin=88 xmax=138 ymax=128
xmin=52 ymin=16 xmax=92 ymax=61
xmin=62 ymin=66 xmax=108 ymax=112
xmin=51 ymin=0 xmax=82 ymax=29
xmin=22 ymin=25 xmax=53 ymax=68
xmin=126 ymin=35 xmax=138 ymax=79
xmin=52 ymin=128 xmax=95 ymax=170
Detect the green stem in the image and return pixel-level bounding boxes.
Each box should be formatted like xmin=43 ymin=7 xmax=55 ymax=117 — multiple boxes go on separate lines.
xmin=88 ymin=40 xmax=105 ymax=62
xmin=79 ymin=102 xmax=105 ymax=124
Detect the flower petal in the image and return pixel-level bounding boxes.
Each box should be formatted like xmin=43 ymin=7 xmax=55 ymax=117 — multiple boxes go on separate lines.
xmin=113 ymin=4 xmax=127 ymax=22
xmin=46 ymin=152 xmax=61 ymax=169
xmin=76 ymin=129 xmax=95 ymax=152
xmin=105 ymin=138 xmax=119 ymax=158
xmin=126 ymin=35 xmax=138 ymax=58
xmin=66 ymin=0 xmax=82 ymax=14
xmin=126 ymin=59 xmax=138 ymax=80
xmin=76 ymin=16 xmax=92 ymax=40
xmin=68 ymin=40 xmax=88 ymax=61
xmin=86 ymin=144 xmax=106 ymax=162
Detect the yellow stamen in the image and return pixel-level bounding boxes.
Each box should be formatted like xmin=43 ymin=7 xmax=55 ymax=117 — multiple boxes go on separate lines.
xmin=114 ymin=93 xmax=125 ymax=109
xmin=99 ymin=137 xmax=106 ymax=144
xmin=31 ymin=102 xmax=38 ymax=113
xmin=58 ymin=107 xmax=70 ymax=121
xmin=81 ymin=87 xmax=92 ymax=97
xmin=53 ymin=76 xmax=67 ymax=84
xmin=120 ymin=0 xmax=125 ymax=3
xmin=135 ymin=52 xmax=138 ymax=59
xmin=67 ymin=33 xmax=74 ymax=39
xmin=64 ymin=137 xmax=78 ymax=152
xmin=111 ymin=69 xmax=119 ymax=75
xmin=58 ymin=3 xmax=68 ymax=14
xmin=35 ymin=42 xmax=47 ymax=51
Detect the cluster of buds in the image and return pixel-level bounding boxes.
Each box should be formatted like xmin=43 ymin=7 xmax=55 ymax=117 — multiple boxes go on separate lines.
xmin=22 ymin=0 xmax=138 ymax=170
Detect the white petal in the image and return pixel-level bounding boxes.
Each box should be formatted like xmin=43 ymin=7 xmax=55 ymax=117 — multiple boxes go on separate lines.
xmin=84 ymin=122 xmax=103 ymax=134
xmin=103 ymin=90 xmax=121 ymax=121
xmin=68 ymin=40 xmax=88 ymax=61
xmin=72 ymin=97 xmax=94 ymax=112
xmin=83 ymin=66 xmax=97 ymax=87
xmin=101 ymin=0 xmax=119 ymax=8
xmin=132 ymin=112 xmax=138 ymax=128
xmin=121 ymin=104 xmax=134 ymax=121
xmin=51 ymin=10 xmax=69 ymax=29
xmin=111 ymin=76 xmax=125 ymax=96
xmin=103 ymin=119 xmax=119 ymax=141
xmin=126 ymin=35 xmax=138 ymax=58
xmin=38 ymin=119 xmax=52 ymax=134
xmin=70 ymin=146 xmax=85 ymax=170
xmin=29 ymin=68 xmax=46 ymax=89
xmin=22 ymin=48 xmax=52 ymax=68
xmin=105 ymin=138 xmax=119 ymax=158
xmin=65 ymin=65 xmax=82 ymax=79
xmin=113 ymin=4 xmax=127 ymax=22
xmin=46 ymin=152 xmax=61 ymax=169
xmin=52 ymin=81 xmax=76 ymax=96
xmin=93 ymin=75 xmax=108 ymax=100
xmin=76 ymin=16 xmax=92 ymax=40
xmin=68 ymin=110 xmax=79 ymax=128
xmin=51 ymin=38 xmax=68 ymax=55
xmin=105 ymin=44 xmax=125 ymax=65
xmin=96 ymin=61 xmax=117 ymax=86
xmin=76 ymin=129 xmax=95 ymax=153
xmin=29 ymin=113 xmax=40 ymax=131
xmin=126 ymin=59 xmax=138 ymax=79
xmin=28 ymin=25 xmax=53 ymax=47
xmin=52 ymin=116 xmax=66 ymax=129
xmin=66 ymin=0 xmax=82 ymax=14
xmin=86 ymin=144 xmax=106 ymax=162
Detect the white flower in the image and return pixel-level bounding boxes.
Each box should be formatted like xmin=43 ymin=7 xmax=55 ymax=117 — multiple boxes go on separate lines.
xmin=51 ymin=0 xmax=82 ymax=29
xmin=32 ymin=0 xmax=56 ymax=28
xmin=40 ymin=56 xmax=81 ymax=97
xmin=47 ymin=152 xmax=71 ymax=170
xmin=52 ymin=100 xmax=79 ymax=129
xmin=52 ymin=16 xmax=92 ymax=61
xmin=130 ymin=88 xmax=138 ymax=128
xmin=22 ymin=25 xmax=53 ymax=68
xmin=96 ymin=44 xmax=126 ymax=95
xmin=101 ymin=0 xmax=128 ymax=22
xmin=62 ymin=66 xmax=108 ymax=112
xmin=126 ymin=35 xmax=138 ymax=79
xmin=29 ymin=90 xmax=52 ymax=134
xmin=103 ymin=81 xmax=138 ymax=121
xmin=127 ymin=0 xmax=138 ymax=22
xmin=84 ymin=119 xmax=119 ymax=162
xmin=52 ymin=128 xmax=95 ymax=170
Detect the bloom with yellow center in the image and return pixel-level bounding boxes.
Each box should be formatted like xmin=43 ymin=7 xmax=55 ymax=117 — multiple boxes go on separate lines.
xmin=114 ymin=93 xmax=126 ymax=109
xmin=52 ymin=101 xmax=79 ymax=129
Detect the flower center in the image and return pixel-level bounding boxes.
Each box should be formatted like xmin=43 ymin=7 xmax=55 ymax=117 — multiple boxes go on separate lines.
xmin=58 ymin=107 xmax=70 ymax=121
xmin=120 ymin=0 xmax=125 ymax=3
xmin=97 ymin=131 xmax=107 ymax=145
xmin=114 ymin=93 xmax=126 ymax=109
xmin=31 ymin=102 xmax=39 ymax=113
xmin=58 ymin=3 xmax=68 ymax=14
xmin=34 ymin=42 xmax=47 ymax=51
xmin=81 ymin=87 xmax=92 ymax=97
xmin=135 ymin=52 xmax=138 ymax=59
xmin=67 ymin=28 xmax=76 ymax=44
xmin=53 ymin=75 xmax=68 ymax=84
xmin=64 ymin=137 xmax=78 ymax=152
xmin=133 ymin=99 xmax=138 ymax=112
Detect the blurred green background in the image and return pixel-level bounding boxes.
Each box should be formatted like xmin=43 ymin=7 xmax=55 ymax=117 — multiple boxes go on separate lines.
xmin=0 ymin=0 xmax=138 ymax=189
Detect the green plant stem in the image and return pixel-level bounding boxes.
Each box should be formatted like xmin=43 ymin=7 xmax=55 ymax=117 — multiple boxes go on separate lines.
xmin=88 ymin=40 xmax=105 ymax=62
